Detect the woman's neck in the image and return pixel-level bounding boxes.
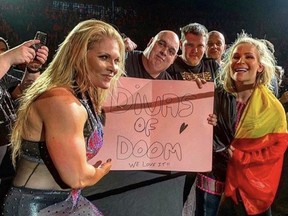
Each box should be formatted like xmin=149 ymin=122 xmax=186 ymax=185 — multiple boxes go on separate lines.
xmin=235 ymin=83 xmax=254 ymax=104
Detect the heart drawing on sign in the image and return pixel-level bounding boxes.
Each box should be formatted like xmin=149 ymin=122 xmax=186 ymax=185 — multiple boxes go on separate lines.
xmin=179 ymin=123 xmax=188 ymax=134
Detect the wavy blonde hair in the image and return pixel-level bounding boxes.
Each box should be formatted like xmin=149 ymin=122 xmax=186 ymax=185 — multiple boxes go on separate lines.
xmin=218 ymin=32 xmax=276 ymax=93
xmin=11 ymin=19 xmax=125 ymax=166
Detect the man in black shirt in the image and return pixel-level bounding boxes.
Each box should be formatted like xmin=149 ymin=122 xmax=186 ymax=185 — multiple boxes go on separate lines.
xmin=125 ymin=30 xmax=179 ymax=80
xmin=167 ymin=23 xmax=219 ymax=82
xmin=167 ymin=23 xmax=220 ymax=216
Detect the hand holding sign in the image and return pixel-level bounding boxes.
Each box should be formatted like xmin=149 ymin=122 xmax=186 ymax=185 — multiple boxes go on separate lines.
xmin=89 ymin=77 xmax=214 ymax=172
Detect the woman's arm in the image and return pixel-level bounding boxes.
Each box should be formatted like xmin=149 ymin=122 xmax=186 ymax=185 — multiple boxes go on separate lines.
xmin=31 ymin=88 xmax=111 ymax=189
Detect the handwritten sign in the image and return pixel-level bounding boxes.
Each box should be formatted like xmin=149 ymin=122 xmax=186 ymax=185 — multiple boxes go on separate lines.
xmin=90 ymin=77 xmax=214 ymax=172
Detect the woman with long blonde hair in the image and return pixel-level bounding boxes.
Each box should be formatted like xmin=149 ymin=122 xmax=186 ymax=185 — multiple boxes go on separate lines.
xmin=3 ymin=19 xmax=125 ymax=215
xmin=216 ymin=32 xmax=287 ymax=216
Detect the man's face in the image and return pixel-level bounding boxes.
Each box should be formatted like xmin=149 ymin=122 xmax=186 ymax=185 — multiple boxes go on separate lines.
xmin=206 ymin=32 xmax=226 ymax=62
xmin=180 ymin=33 xmax=206 ymax=66
xmin=144 ymin=32 xmax=179 ymax=77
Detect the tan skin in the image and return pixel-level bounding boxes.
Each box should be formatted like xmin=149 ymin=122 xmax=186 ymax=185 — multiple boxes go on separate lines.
xmin=180 ymin=33 xmax=206 ymax=67
xmin=142 ymin=31 xmax=180 ymax=78
xmin=206 ymin=31 xmax=226 ymax=64
xmin=0 ymin=39 xmax=48 ymax=79
xmin=179 ymin=33 xmax=212 ymax=88
xmin=123 ymin=33 xmax=216 ymax=125
xmin=14 ymin=37 xmax=120 ymax=190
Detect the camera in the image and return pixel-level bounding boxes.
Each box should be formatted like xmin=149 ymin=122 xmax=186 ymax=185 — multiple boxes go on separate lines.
xmin=31 ymin=31 xmax=47 ymax=51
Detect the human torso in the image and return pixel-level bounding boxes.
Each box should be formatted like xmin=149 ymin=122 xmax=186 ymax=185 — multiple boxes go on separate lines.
xmin=13 ymin=87 xmax=104 ymax=191
xmin=0 ymin=69 xmax=21 ymax=146
xmin=125 ymin=50 xmax=172 ymax=80
xmin=167 ymin=56 xmax=219 ymax=81
xmin=211 ymin=87 xmax=236 ymax=181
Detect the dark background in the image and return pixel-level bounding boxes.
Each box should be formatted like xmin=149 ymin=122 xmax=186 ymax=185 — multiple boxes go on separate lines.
xmin=1 ymin=0 xmax=288 ymax=72
xmin=0 ymin=0 xmax=287 ymax=215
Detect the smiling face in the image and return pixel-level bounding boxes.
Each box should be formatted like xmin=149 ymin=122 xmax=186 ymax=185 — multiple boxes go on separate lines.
xmin=87 ymin=37 xmax=120 ymax=89
xmin=143 ymin=31 xmax=179 ymax=77
xmin=180 ymin=33 xmax=206 ymax=66
xmin=230 ymin=43 xmax=263 ymax=86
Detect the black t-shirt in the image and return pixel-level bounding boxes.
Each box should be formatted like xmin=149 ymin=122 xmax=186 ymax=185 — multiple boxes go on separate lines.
xmin=167 ymin=56 xmax=219 ymax=81
xmin=0 ymin=68 xmax=23 ymax=146
xmin=167 ymin=56 xmax=224 ymax=181
xmin=125 ymin=51 xmax=173 ymax=80
xmin=211 ymin=87 xmax=236 ymax=181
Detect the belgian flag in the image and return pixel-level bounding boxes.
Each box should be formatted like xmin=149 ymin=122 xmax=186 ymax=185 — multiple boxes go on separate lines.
xmin=225 ymin=85 xmax=288 ymax=215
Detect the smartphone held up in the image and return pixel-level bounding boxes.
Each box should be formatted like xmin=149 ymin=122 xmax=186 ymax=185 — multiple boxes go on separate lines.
xmin=27 ymin=31 xmax=48 ymax=73
xmin=32 ymin=31 xmax=47 ymax=52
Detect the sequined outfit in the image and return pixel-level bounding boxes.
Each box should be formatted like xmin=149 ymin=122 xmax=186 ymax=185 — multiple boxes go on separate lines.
xmin=2 ymin=92 xmax=104 ymax=216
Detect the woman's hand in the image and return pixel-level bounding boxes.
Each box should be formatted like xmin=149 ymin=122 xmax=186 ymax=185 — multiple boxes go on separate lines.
xmin=207 ymin=113 xmax=217 ymax=126
xmin=227 ymin=145 xmax=235 ymax=158
xmin=93 ymin=159 xmax=112 ymax=182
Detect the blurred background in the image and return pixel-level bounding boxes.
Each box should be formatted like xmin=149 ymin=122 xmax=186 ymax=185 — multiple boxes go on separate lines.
xmin=1 ymin=0 xmax=288 ymax=71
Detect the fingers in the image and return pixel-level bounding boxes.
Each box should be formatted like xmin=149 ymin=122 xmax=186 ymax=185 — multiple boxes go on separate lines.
xmin=8 ymin=44 xmax=35 ymax=65
xmin=227 ymin=148 xmax=233 ymax=157
xmin=99 ymin=159 xmax=112 ymax=175
xmin=195 ymin=78 xmax=203 ymax=89
xmin=201 ymin=79 xmax=207 ymax=84
xmin=124 ymin=37 xmax=137 ymax=52
xmin=94 ymin=159 xmax=112 ymax=175
xmin=35 ymin=45 xmax=49 ymax=64
xmin=22 ymin=39 xmax=41 ymax=48
xmin=207 ymin=113 xmax=217 ymax=126
xmin=194 ymin=78 xmax=207 ymax=89
xmin=94 ymin=160 xmax=102 ymax=168
xmin=227 ymin=145 xmax=235 ymax=158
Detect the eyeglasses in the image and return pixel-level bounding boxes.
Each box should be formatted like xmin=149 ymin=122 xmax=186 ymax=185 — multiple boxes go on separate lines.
xmin=156 ymin=39 xmax=177 ymax=56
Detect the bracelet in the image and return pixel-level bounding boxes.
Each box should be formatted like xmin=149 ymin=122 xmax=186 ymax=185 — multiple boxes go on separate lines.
xmin=26 ymin=66 xmax=40 ymax=74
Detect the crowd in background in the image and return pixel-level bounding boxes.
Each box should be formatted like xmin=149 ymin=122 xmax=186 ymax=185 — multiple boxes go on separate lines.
xmin=1 ymin=0 xmax=288 ymax=74
xmin=0 ymin=1 xmax=288 ymax=215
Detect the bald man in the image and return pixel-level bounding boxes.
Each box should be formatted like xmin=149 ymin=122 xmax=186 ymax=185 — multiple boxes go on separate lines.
xmin=206 ymin=30 xmax=226 ymax=65
xmin=125 ymin=30 xmax=180 ymax=79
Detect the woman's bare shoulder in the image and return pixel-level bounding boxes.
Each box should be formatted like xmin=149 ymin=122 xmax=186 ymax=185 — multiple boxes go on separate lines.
xmin=38 ymin=87 xmax=75 ymax=99
xmin=34 ymin=87 xmax=85 ymax=116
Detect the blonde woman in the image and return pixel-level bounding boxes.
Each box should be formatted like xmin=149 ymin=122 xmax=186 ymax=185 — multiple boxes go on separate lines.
xmin=216 ymin=32 xmax=288 ymax=216
xmin=2 ymin=19 xmax=125 ymax=215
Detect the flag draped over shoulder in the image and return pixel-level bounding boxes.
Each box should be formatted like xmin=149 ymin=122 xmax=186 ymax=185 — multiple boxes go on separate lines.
xmin=225 ymin=85 xmax=288 ymax=215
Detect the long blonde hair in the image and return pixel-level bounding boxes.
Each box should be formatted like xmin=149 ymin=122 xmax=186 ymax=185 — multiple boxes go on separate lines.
xmin=11 ymin=19 xmax=125 ymax=166
xmin=218 ymin=32 xmax=276 ymax=93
